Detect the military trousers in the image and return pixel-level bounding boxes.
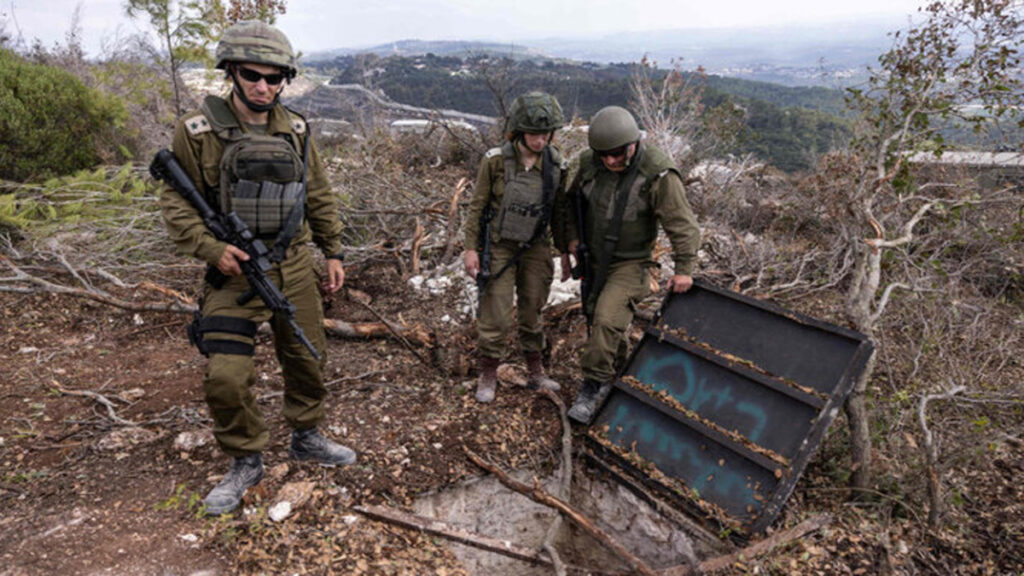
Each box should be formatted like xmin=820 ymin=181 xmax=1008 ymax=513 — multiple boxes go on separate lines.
xmin=477 ymin=240 xmax=554 ymax=359
xmin=581 ymin=259 xmax=652 ymax=383
xmin=199 ymin=246 xmax=328 ymax=457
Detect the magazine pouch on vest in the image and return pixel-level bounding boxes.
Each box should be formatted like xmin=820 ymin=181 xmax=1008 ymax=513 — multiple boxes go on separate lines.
xmin=220 ymin=136 xmax=305 ymax=238
xmin=495 ymin=143 xmax=559 ymax=244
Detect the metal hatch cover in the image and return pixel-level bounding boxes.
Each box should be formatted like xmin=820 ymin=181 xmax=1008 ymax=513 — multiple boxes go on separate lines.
xmin=585 ymin=279 xmax=873 ymax=537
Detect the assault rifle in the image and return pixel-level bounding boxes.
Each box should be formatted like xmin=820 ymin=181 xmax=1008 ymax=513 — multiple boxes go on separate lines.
xmin=474 ymin=203 xmax=494 ymax=318
xmin=149 ymin=148 xmax=321 ymax=361
xmin=570 ymin=186 xmax=592 ymax=332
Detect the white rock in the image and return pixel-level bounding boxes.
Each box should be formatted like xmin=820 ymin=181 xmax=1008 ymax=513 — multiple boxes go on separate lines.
xmin=19 ymin=347 xmax=39 ymax=354
xmin=343 ymin=515 xmax=359 ymax=526
xmin=269 ymin=501 xmax=293 ymax=522
xmin=173 ymin=430 xmax=212 ymax=452
xmin=179 ymin=533 xmax=199 ymax=543
xmin=132 ymin=313 xmax=144 ymax=326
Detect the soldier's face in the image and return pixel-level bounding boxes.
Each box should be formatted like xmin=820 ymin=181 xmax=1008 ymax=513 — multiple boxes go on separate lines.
xmin=522 ymin=132 xmax=551 ymax=154
xmin=598 ymin=142 xmax=636 ymax=172
xmin=234 ymin=63 xmax=285 ymax=105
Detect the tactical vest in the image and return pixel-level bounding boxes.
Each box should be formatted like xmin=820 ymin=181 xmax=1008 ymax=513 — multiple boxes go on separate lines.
xmin=578 ymin=144 xmax=680 ymax=261
xmin=490 ymin=141 xmax=563 ymax=244
xmin=194 ymin=95 xmax=308 ymax=240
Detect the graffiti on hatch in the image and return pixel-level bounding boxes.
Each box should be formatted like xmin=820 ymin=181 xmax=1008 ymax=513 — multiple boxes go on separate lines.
xmin=634 ymin=351 xmax=768 ymax=444
xmin=603 ymin=401 xmax=761 ymax=516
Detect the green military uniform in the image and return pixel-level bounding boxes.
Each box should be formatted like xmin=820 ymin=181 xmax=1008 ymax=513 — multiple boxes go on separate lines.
xmin=564 ymin=143 xmax=700 ymax=383
xmin=160 ymin=95 xmax=343 ymax=456
xmin=464 ymin=140 xmax=568 ymax=359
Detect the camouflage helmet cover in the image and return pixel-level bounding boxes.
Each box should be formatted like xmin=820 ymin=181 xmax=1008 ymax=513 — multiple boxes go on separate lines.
xmin=507 ymin=91 xmax=565 ymax=133
xmin=588 ymin=105 xmax=640 ymax=151
xmin=216 ymin=20 xmax=297 ymax=77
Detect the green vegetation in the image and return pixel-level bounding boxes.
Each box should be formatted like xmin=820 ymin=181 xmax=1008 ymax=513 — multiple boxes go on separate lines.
xmin=0 ymin=49 xmax=127 ymax=181
xmin=313 ymin=54 xmax=852 ymax=172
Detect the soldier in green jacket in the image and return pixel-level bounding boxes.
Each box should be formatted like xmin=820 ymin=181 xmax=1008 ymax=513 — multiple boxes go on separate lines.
xmin=462 ymin=92 xmax=569 ymax=403
xmin=561 ymin=106 xmax=701 ymax=424
xmin=160 ymin=21 xmax=355 ymax=516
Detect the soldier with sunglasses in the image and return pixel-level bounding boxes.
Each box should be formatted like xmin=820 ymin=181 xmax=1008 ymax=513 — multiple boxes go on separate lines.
xmin=560 ymin=106 xmax=701 ymax=424
xmin=160 ymin=21 xmax=354 ymax=516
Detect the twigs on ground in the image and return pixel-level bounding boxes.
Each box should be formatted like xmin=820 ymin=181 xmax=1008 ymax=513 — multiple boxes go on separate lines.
xmin=465 ymin=447 xmax=658 ymax=576
xmin=51 ymin=383 xmax=138 ymax=427
xmin=1 ymin=255 xmax=197 ymax=313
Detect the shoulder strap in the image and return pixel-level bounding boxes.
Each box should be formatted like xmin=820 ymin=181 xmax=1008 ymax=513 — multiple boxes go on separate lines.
xmin=201 ymin=95 xmax=244 ymax=141
xmin=590 ymin=146 xmax=646 ymax=301
xmin=500 ymin=141 xmax=517 ymax=185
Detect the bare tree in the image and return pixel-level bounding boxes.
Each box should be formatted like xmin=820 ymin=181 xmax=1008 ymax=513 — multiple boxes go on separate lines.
xmin=815 ymin=0 xmax=1023 ymax=492
xmin=629 ymin=56 xmax=743 ymax=175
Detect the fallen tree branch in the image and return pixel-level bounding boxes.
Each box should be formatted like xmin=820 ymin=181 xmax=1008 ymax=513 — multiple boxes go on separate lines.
xmin=660 ymin=513 xmax=832 ymax=576
xmin=465 ymin=447 xmax=658 ymax=576
xmin=540 ymin=389 xmax=572 ymax=576
xmin=1 ymin=255 xmax=197 ymax=313
xmin=322 ymin=318 xmax=435 ymax=347
xmin=354 ymin=504 xmax=553 ymax=566
xmin=51 ymin=382 xmax=138 ymax=427
xmin=351 ymin=299 xmax=438 ymax=370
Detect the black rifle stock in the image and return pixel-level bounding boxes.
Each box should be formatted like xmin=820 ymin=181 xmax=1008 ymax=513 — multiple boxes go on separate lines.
xmin=150 ymin=148 xmax=321 ymax=361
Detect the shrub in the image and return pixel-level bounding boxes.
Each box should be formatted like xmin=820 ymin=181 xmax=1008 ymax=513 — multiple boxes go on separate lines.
xmin=0 ymin=49 xmax=127 ymax=181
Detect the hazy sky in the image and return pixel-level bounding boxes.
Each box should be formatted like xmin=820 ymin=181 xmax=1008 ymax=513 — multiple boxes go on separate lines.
xmin=4 ymin=0 xmax=927 ymax=57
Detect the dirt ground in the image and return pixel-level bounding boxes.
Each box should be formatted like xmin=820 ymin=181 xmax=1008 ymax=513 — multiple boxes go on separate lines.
xmin=1 ymin=262 xmax=1021 ymax=575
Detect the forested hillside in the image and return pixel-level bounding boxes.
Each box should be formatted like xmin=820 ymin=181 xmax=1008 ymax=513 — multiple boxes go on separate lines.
xmin=310 ymin=53 xmax=853 ymax=172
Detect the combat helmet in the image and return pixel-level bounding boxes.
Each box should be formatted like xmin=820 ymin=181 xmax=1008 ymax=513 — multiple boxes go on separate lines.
xmin=215 ymin=20 xmax=297 ymax=80
xmin=588 ymin=106 xmax=640 ymax=151
xmin=506 ymin=92 xmax=565 ymax=134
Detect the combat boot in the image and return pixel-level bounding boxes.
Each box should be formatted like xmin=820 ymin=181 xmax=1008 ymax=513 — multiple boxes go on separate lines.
xmin=568 ymin=379 xmax=610 ymax=424
xmin=290 ymin=428 xmax=357 ymax=466
xmin=524 ymin=351 xmax=560 ymax=391
xmin=475 ymin=356 xmax=500 ymax=403
xmin=202 ymin=453 xmax=264 ymax=516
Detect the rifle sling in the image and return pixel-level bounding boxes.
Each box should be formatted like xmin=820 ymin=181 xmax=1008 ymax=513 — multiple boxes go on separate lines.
xmin=589 ymin=147 xmax=645 ymax=305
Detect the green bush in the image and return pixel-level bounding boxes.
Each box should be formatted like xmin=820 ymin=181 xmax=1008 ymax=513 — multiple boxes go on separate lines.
xmin=0 ymin=49 xmax=127 ymax=181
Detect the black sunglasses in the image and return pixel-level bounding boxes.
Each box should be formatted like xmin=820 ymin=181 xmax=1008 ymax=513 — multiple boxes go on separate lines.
xmin=596 ymin=144 xmax=630 ymax=159
xmin=236 ymin=66 xmax=286 ymax=86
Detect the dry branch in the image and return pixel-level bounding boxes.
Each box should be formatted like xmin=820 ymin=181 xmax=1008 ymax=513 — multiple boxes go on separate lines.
xmin=660 ymin=514 xmax=832 ymax=576
xmin=354 ymin=505 xmax=553 ymax=566
xmin=465 ymin=448 xmax=658 ymax=576
xmin=540 ymin=389 xmax=572 ymax=576
xmin=322 ymin=318 xmax=434 ymax=347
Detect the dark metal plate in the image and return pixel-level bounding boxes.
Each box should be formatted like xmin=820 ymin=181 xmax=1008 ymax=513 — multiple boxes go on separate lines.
xmin=587 ymin=280 xmax=873 ymax=536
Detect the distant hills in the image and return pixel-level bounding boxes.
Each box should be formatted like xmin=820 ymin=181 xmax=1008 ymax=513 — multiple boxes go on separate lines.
xmin=306 ymin=14 xmax=910 ymax=88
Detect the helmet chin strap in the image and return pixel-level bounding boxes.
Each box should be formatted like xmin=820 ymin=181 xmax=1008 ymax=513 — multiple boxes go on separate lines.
xmin=230 ymin=68 xmax=280 ymax=113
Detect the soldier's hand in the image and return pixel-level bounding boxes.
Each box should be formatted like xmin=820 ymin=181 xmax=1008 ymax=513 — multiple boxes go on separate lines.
xmin=325 ymin=258 xmax=345 ymax=294
xmin=667 ymin=274 xmax=694 ymax=293
xmin=463 ymin=250 xmax=480 ymax=279
xmin=568 ymin=239 xmax=579 ymax=256
xmin=216 ymin=244 xmax=249 ymax=276
xmin=560 ymin=254 xmax=573 ymax=282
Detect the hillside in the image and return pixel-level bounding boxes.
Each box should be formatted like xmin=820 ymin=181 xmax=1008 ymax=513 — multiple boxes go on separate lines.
xmin=307 ymin=53 xmax=851 ymax=172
